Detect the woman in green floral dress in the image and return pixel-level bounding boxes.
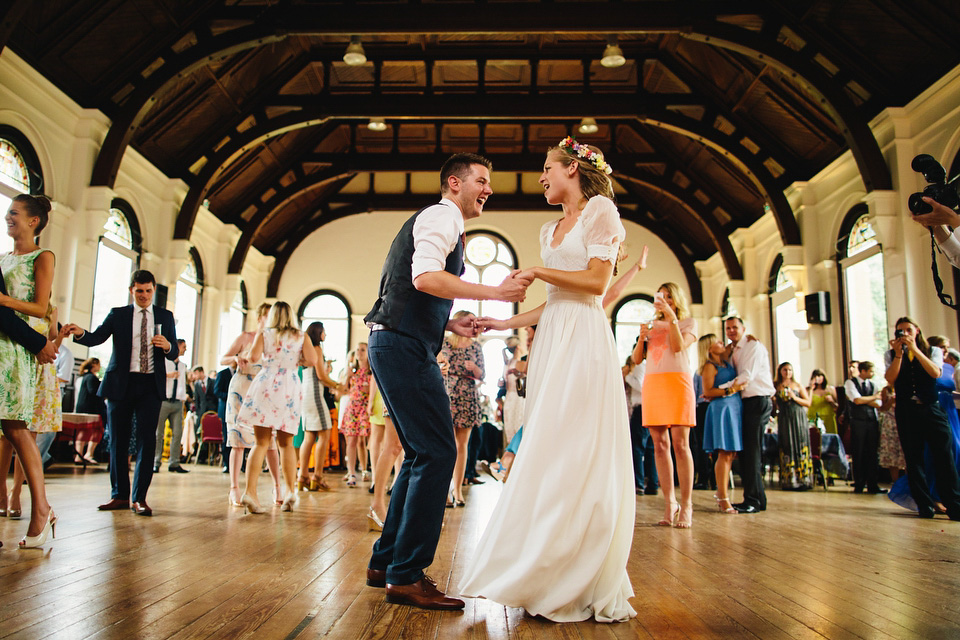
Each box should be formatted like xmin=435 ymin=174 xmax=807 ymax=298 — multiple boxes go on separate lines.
xmin=0 ymin=194 xmax=57 ymax=548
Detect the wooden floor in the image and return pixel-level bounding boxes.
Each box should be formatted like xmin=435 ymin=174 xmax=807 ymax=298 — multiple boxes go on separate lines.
xmin=0 ymin=463 xmax=957 ymax=640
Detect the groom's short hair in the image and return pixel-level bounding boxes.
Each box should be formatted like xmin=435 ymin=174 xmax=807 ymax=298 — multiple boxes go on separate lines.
xmin=440 ymin=153 xmax=492 ymax=194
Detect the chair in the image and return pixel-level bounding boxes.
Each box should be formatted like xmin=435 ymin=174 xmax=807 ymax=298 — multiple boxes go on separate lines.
xmin=200 ymin=411 xmax=223 ymax=466
xmin=809 ymin=426 xmax=828 ymax=491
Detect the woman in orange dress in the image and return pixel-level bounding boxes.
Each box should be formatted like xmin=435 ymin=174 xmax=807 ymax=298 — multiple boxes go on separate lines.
xmin=633 ymin=282 xmax=697 ymax=528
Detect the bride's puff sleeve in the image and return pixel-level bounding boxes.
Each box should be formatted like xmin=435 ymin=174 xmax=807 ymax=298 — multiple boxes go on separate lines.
xmin=582 ymin=196 xmax=626 ymax=262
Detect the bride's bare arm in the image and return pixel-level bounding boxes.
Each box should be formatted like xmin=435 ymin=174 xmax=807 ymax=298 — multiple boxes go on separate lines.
xmin=525 ymin=258 xmax=614 ymax=296
xmin=479 ymin=304 xmax=545 ymax=332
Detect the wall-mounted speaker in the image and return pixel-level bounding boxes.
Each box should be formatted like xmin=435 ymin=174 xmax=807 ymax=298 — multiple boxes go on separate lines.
xmin=805 ymin=291 xmax=831 ymax=325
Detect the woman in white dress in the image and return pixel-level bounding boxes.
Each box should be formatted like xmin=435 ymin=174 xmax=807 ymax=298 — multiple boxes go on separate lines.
xmin=459 ymin=137 xmax=636 ymax=623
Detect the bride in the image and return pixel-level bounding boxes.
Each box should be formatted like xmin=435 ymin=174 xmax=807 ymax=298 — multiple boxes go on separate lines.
xmin=458 ymin=137 xmax=636 ymax=622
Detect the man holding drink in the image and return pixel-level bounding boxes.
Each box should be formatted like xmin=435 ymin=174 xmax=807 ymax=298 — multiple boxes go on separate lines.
xmin=63 ymin=270 xmax=178 ymax=516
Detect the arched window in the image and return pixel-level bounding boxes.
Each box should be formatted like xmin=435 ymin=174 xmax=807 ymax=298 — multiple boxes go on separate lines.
xmin=838 ymin=204 xmax=887 ymax=373
xmin=453 ymin=232 xmax=519 ymax=401
xmin=174 ymin=248 xmax=204 ymax=367
xmin=0 ymin=128 xmax=44 ymax=255
xmin=611 ymin=294 xmax=656 ymax=365
xmin=768 ymin=254 xmax=804 ymax=379
xmin=300 ymin=291 xmax=350 ymax=380
xmin=217 ymin=281 xmax=248 ymax=363
xmin=89 ymin=200 xmax=142 ymax=367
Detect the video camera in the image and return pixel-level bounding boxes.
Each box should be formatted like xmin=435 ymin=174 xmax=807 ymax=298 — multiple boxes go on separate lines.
xmin=909 ymin=154 xmax=960 ymax=309
xmin=908 ymin=154 xmax=959 ymax=214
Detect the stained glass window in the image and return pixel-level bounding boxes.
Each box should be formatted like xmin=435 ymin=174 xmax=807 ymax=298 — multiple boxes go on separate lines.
xmin=0 ymin=139 xmax=29 ymax=194
xmin=846 ymin=215 xmax=878 ymax=257
xmin=104 ymin=208 xmax=134 ymax=248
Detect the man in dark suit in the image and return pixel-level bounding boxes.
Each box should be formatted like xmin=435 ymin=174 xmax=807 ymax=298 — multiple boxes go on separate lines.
xmin=63 ymin=270 xmax=178 ymax=516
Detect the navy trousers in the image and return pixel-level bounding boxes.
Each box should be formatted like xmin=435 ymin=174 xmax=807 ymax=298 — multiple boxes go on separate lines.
xmin=106 ymin=373 xmax=162 ymax=503
xmin=367 ymin=330 xmax=457 ymax=585
xmin=740 ymin=395 xmax=772 ymax=510
xmin=629 ymin=405 xmax=657 ymax=490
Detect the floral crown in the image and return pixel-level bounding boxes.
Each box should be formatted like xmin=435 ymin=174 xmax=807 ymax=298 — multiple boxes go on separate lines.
xmin=558 ymin=136 xmax=613 ymax=175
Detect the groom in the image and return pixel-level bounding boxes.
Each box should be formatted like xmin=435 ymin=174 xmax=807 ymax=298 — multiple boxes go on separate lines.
xmin=364 ymin=153 xmax=530 ymax=610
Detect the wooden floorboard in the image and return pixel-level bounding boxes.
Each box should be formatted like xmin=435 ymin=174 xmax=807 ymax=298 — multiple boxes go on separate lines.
xmin=0 ymin=463 xmax=957 ymax=639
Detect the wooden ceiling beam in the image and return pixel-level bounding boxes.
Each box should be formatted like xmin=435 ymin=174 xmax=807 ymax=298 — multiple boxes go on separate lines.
xmin=625 ymin=117 xmax=801 ymax=246
xmin=615 ymin=169 xmax=744 ymax=280
xmin=265 ymin=93 xmax=704 ymax=114
xmin=0 ymin=0 xmax=32 ymax=57
xmin=296 ymin=152 xmax=661 ymax=172
xmin=654 ymin=54 xmax=816 ymax=178
xmin=681 ymin=22 xmax=892 ymax=191
xmin=216 ymin=2 xmax=768 ymax=34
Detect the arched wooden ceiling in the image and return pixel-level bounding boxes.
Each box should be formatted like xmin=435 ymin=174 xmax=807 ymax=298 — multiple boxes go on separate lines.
xmin=5 ymin=1 xmax=960 ymax=302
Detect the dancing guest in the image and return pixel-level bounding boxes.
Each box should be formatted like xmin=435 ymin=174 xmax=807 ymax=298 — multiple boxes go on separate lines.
xmin=460 ymin=138 xmax=635 ymax=621
xmin=65 ymin=269 xmax=178 ymax=517
xmin=698 ymin=334 xmax=743 ymax=513
xmin=221 ymin=303 xmax=282 ymax=506
xmin=807 ymin=369 xmax=838 ymax=434
xmin=844 ymin=361 xmax=885 ymax=494
xmin=441 ymin=310 xmax=485 ymax=507
xmin=634 ymin=282 xmax=697 ymax=528
xmin=773 ymin=362 xmax=813 ymax=491
xmin=364 ymin=152 xmax=529 ymax=611
xmin=74 ymin=357 xmax=105 ymax=464
xmin=885 ymin=317 xmax=960 ymax=520
xmin=297 ymin=321 xmax=340 ymax=491
xmin=0 ymin=193 xmax=59 ymax=546
xmin=367 ymin=380 xmax=404 ymax=530
xmin=339 ymin=343 xmax=372 ymax=488
xmin=236 ymin=302 xmax=317 ymax=513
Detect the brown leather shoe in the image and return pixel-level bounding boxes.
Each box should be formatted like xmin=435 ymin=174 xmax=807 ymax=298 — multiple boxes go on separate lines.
xmin=131 ymin=502 xmax=153 ymax=516
xmin=366 ymin=568 xmax=386 ymax=587
xmin=98 ymin=499 xmax=130 ymax=511
xmin=385 ymin=576 xmax=464 ymax=610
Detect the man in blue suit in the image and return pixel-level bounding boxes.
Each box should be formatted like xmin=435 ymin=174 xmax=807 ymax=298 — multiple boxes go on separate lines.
xmin=63 ymin=270 xmax=178 ymax=516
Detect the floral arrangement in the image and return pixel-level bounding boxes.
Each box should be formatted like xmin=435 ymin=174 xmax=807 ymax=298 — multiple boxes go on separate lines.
xmin=558 ymin=136 xmax=613 ymax=175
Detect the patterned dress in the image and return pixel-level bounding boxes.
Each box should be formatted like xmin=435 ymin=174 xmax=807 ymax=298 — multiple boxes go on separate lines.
xmin=235 ymin=329 xmax=304 ymax=435
xmin=338 ymin=366 xmax=371 ymax=437
xmin=878 ymin=402 xmax=905 ymax=469
xmin=442 ymin=338 xmax=485 ymax=430
xmin=0 ymin=250 xmax=48 ymax=422
xmin=29 ymin=304 xmax=61 ymax=433
xmin=774 ymin=387 xmax=814 ymax=490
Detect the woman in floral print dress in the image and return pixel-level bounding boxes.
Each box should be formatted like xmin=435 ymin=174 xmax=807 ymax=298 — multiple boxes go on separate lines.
xmin=236 ymin=302 xmax=316 ymax=514
xmin=441 ymin=310 xmax=485 ymax=506
xmin=338 ymin=343 xmax=372 ymax=487
xmin=0 ymin=194 xmax=57 ymax=547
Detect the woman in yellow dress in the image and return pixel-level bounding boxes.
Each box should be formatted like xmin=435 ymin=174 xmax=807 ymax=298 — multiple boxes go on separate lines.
xmin=807 ymin=369 xmax=838 ymax=434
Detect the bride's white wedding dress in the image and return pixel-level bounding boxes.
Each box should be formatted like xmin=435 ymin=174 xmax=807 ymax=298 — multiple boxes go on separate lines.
xmin=458 ymin=195 xmax=636 ymax=623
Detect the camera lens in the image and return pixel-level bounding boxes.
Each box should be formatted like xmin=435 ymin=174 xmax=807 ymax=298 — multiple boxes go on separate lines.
xmin=912 ymin=154 xmax=946 ymax=184
xmin=908 ymin=192 xmax=932 ymax=214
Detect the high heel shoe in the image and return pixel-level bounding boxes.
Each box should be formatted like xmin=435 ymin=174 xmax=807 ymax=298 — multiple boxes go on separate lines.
xmin=367 ymin=507 xmax=384 ymax=531
xmin=280 ymin=491 xmax=300 ymax=512
xmin=228 ymin=490 xmax=243 ymax=507
xmin=272 ymin=487 xmax=283 ymax=506
xmin=308 ymin=477 xmax=320 ymax=492
xmin=240 ymin=493 xmax=265 ymax=514
xmin=297 ymin=478 xmax=308 ymax=492
xmin=346 ymin=474 xmax=357 ymax=488
xmin=675 ymin=503 xmax=693 ymax=529
xmin=717 ymin=498 xmax=737 ymax=514
xmin=19 ymin=509 xmax=56 ymax=549
xmin=658 ymin=502 xmax=679 ymax=526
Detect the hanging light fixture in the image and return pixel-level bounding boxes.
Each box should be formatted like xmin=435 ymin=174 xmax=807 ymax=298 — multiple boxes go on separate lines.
xmin=600 ymin=35 xmax=626 ymax=68
xmin=578 ymin=117 xmax=599 ymax=134
xmin=343 ymin=36 xmax=367 ymax=66
xmin=367 ymin=117 xmax=387 ymax=132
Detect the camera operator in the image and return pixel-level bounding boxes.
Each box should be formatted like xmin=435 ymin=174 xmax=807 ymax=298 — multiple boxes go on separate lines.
xmin=884 ymin=316 xmax=960 ymax=521
xmin=912 ymin=197 xmax=960 ymax=269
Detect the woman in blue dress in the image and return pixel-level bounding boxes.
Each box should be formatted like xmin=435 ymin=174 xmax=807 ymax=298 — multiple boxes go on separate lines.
xmin=697 ymin=334 xmax=744 ymax=514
